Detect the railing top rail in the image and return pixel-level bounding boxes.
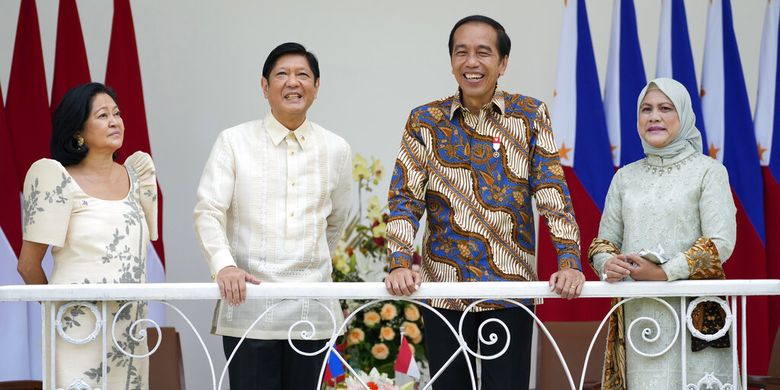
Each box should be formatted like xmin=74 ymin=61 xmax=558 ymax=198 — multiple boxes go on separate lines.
xmin=1 ymin=280 xmax=779 ymax=301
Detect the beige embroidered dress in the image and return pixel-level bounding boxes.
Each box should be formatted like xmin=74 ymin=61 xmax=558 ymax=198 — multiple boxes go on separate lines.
xmin=22 ymin=152 xmax=158 ymax=390
xmin=589 ymin=144 xmax=738 ymax=389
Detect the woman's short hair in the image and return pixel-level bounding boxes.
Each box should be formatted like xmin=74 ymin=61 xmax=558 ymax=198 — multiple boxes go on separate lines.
xmin=51 ymin=82 xmax=119 ymax=166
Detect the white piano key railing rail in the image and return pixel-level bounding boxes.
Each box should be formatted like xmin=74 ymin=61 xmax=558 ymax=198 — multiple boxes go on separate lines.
xmin=1 ymin=280 xmax=779 ymax=390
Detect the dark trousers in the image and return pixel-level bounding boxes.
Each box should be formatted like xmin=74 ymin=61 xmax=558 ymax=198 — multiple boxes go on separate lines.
xmin=222 ymin=336 xmax=327 ymax=390
xmin=422 ymin=306 xmax=534 ymax=390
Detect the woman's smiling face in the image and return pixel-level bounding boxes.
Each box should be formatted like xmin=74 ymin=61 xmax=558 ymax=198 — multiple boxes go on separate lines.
xmin=638 ymin=88 xmax=680 ymax=149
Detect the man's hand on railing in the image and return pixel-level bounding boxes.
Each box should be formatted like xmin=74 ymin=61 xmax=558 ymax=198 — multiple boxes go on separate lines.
xmin=385 ymin=266 xmax=421 ymax=296
xmin=548 ymin=268 xmax=585 ymax=300
xmin=216 ymin=266 xmax=261 ymax=306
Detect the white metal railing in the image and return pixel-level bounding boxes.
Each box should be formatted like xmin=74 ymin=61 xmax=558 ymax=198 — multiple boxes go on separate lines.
xmin=1 ymin=280 xmax=779 ymax=390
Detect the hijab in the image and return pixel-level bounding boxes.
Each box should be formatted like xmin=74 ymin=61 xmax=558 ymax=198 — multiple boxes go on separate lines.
xmin=636 ymin=77 xmax=703 ymax=157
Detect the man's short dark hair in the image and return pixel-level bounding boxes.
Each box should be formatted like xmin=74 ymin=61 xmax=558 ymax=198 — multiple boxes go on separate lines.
xmin=262 ymin=42 xmax=320 ymax=81
xmin=448 ymin=15 xmax=511 ymax=59
xmin=51 ymin=82 xmax=119 ymax=166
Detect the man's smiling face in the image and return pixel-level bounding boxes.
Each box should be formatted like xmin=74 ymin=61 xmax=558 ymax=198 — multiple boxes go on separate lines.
xmin=450 ymin=21 xmax=507 ymax=111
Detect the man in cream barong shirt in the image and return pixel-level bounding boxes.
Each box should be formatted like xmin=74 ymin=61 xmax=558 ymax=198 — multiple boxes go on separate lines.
xmin=193 ymin=42 xmax=352 ymax=390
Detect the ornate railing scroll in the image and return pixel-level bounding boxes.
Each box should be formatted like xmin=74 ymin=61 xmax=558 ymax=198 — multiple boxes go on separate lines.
xmin=1 ymin=280 xmax=779 ymax=390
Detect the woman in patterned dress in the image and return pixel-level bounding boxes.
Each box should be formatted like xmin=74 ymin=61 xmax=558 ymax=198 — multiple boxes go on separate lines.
xmin=17 ymin=83 xmax=158 ymax=390
xmin=588 ymin=78 xmax=738 ymax=389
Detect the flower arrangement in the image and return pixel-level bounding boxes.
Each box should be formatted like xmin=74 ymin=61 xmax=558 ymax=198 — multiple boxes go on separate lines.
xmin=331 ymin=154 xmax=389 ymax=283
xmin=342 ymin=368 xmax=415 ymax=390
xmin=331 ymin=154 xmax=427 ymax=381
xmin=341 ymin=301 xmax=426 ymax=378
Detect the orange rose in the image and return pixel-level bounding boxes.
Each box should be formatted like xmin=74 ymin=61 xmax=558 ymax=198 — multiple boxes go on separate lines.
xmin=380 ymin=303 xmax=398 ymax=321
xmin=402 ymin=322 xmax=422 ymax=344
xmin=363 ymin=311 xmax=381 ymax=327
xmin=347 ymin=328 xmax=365 ymax=345
xmin=370 ymin=343 xmax=390 ymax=360
xmin=404 ymin=304 xmax=420 ymax=321
xmin=379 ymin=326 xmax=396 ymax=341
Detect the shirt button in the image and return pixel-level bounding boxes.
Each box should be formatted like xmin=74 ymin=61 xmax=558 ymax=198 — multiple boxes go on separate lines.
xmin=290 ymin=212 xmax=295 ymax=217
xmin=290 ymin=182 xmax=295 ymax=187
xmin=289 ymin=151 xmax=295 ymax=156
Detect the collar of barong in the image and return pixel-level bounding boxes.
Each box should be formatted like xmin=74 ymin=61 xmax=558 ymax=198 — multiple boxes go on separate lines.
xmin=592 ymin=237 xmax=729 ymax=390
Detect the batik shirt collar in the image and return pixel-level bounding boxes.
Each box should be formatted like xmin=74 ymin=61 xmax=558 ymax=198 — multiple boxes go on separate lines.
xmin=448 ymin=86 xmax=506 ymax=120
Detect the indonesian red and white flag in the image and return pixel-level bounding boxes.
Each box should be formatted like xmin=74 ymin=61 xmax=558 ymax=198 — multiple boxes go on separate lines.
xmin=105 ymin=0 xmax=166 ymax=325
xmin=2 ymin=0 xmax=54 ymax=381
xmin=51 ymin=0 xmax=91 ymax=111
xmin=394 ymin=336 xmax=420 ymax=385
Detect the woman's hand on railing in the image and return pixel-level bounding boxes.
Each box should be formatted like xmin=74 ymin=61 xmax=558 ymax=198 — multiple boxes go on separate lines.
xmin=624 ymin=254 xmax=668 ymax=281
xmin=602 ymin=255 xmax=633 ymax=283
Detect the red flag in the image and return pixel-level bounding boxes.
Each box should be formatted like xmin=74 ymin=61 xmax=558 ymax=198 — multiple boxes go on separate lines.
xmin=0 ymin=88 xmax=21 ymax=256
xmin=1 ymin=3 xmax=41 ymax=379
xmin=105 ymin=0 xmax=165 ymax=267
xmin=51 ymin=0 xmax=91 ymax=111
xmin=394 ymin=336 xmax=420 ymax=379
xmin=0 ymin=86 xmax=33 ymax=382
xmin=5 ymin=0 xmax=51 ymax=187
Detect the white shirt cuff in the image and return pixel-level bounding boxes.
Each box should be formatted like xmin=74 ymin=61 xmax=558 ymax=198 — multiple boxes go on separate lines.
xmin=209 ymin=249 xmax=237 ymax=279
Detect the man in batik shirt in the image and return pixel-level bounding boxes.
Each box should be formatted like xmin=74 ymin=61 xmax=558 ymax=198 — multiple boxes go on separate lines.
xmin=384 ymin=15 xmax=584 ymax=390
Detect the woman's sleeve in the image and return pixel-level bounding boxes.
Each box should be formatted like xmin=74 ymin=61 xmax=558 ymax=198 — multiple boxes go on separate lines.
xmin=660 ymin=164 xmax=736 ymax=281
xmin=22 ymin=159 xmax=74 ymax=247
xmin=698 ymin=164 xmax=736 ymax=261
xmin=588 ymin=171 xmax=624 ymax=277
xmin=127 ymin=151 xmax=159 ymax=241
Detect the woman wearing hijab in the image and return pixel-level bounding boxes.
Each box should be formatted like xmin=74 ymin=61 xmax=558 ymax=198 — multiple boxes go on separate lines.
xmin=588 ymin=78 xmax=737 ymax=389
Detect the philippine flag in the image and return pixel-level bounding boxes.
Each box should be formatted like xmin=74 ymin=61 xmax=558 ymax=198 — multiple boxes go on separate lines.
xmin=604 ymin=0 xmax=647 ymax=167
xmin=753 ymin=0 xmax=780 ymax=346
xmin=537 ymin=0 xmax=613 ymax=321
xmin=322 ymin=350 xmax=346 ymax=386
xmin=655 ymin=0 xmax=708 ymax=152
xmin=701 ymin=0 xmax=770 ymax=374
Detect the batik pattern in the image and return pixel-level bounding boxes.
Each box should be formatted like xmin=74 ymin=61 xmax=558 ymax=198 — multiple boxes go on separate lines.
xmin=387 ymin=89 xmax=580 ymax=310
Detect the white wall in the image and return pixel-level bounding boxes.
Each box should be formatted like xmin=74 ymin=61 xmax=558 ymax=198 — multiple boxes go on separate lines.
xmin=0 ymin=1 xmax=766 ymax=387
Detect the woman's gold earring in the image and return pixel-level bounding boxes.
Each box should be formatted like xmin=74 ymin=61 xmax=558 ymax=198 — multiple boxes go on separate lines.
xmin=75 ymin=135 xmax=85 ymax=148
